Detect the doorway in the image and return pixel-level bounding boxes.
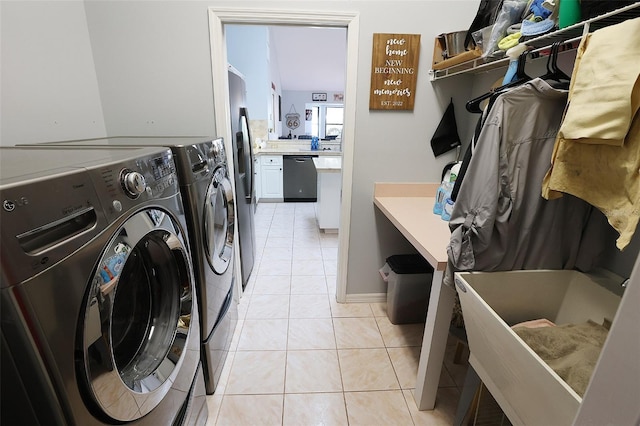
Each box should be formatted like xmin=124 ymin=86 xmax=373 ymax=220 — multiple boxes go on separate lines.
xmin=208 ymin=8 xmax=358 ymax=304
xmin=225 ymin=24 xmax=346 ymax=143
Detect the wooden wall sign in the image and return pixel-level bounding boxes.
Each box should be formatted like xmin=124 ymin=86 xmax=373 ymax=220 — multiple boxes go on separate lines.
xmin=369 ymin=33 xmax=421 ymax=111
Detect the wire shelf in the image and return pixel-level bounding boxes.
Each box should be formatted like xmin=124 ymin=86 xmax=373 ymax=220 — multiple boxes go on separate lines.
xmin=429 ymin=2 xmax=640 ymax=81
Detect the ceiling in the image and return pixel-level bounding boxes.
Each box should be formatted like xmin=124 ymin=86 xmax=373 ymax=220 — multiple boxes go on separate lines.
xmin=268 ymin=26 xmax=347 ymax=92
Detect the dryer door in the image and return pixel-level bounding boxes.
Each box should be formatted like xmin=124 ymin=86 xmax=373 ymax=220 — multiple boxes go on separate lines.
xmin=79 ymin=208 xmax=194 ymax=422
xmin=203 ymin=167 xmax=235 ymax=275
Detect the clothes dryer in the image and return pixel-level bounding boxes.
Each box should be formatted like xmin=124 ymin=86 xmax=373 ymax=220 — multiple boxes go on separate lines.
xmin=0 ymin=146 xmax=204 ymax=425
xmin=171 ymin=138 xmax=237 ymax=395
xmin=31 ymin=136 xmax=238 ymax=395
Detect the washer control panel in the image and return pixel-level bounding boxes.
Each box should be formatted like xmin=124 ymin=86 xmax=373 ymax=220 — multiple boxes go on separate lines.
xmin=148 ymin=151 xmax=176 ymax=195
xmin=120 ymin=169 xmax=147 ymax=198
xmin=90 ymin=148 xmax=179 ymax=219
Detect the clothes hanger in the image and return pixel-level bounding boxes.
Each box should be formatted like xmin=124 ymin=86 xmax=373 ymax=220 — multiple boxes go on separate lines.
xmin=465 ymin=50 xmax=533 ymax=114
xmin=551 ymin=42 xmax=571 ymax=81
xmin=539 ymin=42 xmax=571 ymax=86
xmin=515 ymin=50 xmax=532 ymax=80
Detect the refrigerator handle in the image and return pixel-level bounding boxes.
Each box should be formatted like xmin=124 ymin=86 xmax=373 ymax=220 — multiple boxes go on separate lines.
xmin=247 ymin=141 xmax=254 ymax=202
xmin=240 ymin=108 xmax=254 ymax=201
xmin=247 ymin=147 xmax=254 ymax=202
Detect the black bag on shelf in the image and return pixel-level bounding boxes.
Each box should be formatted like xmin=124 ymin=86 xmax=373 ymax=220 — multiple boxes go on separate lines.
xmin=431 ymin=99 xmax=461 ymax=157
xmin=464 ymin=0 xmax=505 ymax=49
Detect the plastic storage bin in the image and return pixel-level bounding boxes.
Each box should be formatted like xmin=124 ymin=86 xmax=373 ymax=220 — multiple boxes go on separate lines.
xmin=454 ymin=269 xmax=622 ymax=426
xmin=379 ymin=254 xmax=433 ymax=324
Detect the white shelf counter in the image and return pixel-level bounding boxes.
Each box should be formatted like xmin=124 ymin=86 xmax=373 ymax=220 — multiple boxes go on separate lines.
xmin=373 ymin=182 xmax=456 ymax=411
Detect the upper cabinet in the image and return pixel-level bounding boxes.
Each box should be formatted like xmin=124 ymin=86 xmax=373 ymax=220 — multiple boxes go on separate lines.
xmin=429 ymin=3 xmax=640 ymax=81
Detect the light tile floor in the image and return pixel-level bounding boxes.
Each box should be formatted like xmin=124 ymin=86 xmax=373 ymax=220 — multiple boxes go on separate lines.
xmin=206 ymin=202 xmax=469 ymax=426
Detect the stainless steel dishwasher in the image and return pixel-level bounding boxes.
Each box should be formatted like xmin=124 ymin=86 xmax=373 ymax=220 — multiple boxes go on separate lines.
xmin=283 ymin=155 xmax=318 ymax=202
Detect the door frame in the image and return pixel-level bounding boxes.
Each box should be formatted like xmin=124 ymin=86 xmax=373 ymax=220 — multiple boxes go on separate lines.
xmin=208 ymin=7 xmax=358 ymax=303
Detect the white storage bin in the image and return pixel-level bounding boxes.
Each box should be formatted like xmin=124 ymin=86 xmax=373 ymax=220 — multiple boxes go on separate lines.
xmin=454 ymin=270 xmax=622 ymax=426
xmin=379 ymin=254 xmax=433 ymax=324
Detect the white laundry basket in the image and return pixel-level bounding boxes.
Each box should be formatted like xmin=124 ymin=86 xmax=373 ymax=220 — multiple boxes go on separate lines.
xmin=379 ymin=254 xmax=433 ymax=324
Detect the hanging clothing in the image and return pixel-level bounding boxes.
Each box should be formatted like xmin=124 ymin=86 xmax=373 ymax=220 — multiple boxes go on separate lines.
xmin=453 ymin=78 xmax=521 ymax=201
xmin=451 ymin=114 xmax=484 ymax=202
xmin=543 ymin=120 xmax=640 ymax=251
xmin=556 ymin=18 xmax=640 ymax=146
xmin=542 ymin=19 xmax=640 ymax=250
xmin=447 ymin=79 xmax=594 ymax=274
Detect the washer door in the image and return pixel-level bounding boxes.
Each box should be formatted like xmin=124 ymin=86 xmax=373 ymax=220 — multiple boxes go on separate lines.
xmin=79 ymin=208 xmax=194 ymax=422
xmin=203 ymin=167 xmax=234 ymax=275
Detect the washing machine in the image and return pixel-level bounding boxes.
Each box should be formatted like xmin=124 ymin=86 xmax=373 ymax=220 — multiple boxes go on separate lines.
xmin=31 ymin=136 xmax=238 ymax=395
xmin=0 ymin=146 xmax=206 ymax=425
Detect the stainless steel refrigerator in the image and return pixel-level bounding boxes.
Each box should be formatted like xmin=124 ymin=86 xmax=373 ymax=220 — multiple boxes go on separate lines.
xmin=228 ymin=66 xmax=256 ymax=289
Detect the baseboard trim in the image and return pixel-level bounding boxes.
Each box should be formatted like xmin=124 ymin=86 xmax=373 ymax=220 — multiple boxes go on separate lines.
xmin=321 ymin=228 xmax=339 ymax=234
xmin=344 ymin=293 xmax=387 ymax=303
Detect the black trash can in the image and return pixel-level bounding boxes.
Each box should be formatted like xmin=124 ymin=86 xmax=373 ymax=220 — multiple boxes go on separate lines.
xmin=379 ymin=254 xmax=433 ymax=324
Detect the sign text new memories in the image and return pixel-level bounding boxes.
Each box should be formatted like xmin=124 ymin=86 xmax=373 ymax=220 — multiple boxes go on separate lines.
xmin=369 ymin=33 xmax=421 ymax=111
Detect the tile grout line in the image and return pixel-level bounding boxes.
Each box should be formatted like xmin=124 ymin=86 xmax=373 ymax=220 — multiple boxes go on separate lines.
xmin=227 ymin=203 xmax=464 ymax=425
xmin=329 ymin=256 xmax=350 ymax=426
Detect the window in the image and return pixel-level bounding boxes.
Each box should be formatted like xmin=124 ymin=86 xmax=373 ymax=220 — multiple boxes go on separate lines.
xmin=325 ymin=107 xmax=343 ymax=137
xmin=306 ymin=103 xmax=343 ymax=139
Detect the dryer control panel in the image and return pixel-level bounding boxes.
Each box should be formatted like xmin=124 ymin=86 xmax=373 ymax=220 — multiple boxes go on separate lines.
xmin=171 ymin=138 xmax=226 ymax=187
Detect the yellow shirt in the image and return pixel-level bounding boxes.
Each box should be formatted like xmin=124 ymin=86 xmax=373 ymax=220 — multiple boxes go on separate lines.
xmin=558 ymin=18 xmax=640 ymax=145
xmin=542 ymin=18 xmax=640 ymax=249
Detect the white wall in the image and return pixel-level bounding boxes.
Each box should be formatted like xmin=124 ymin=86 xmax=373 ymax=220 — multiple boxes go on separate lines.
xmin=343 ymin=2 xmax=477 ymax=296
xmin=281 ymin=90 xmax=309 ymax=139
xmin=0 ymin=1 xmax=106 ymax=145
xmin=268 ymin=26 xmax=347 ymax=93
xmin=281 ymin=90 xmax=344 ymax=139
xmin=267 ymin=28 xmax=283 ymax=138
xmin=84 ymin=1 xmax=216 ymax=137
xmin=226 ymin=25 xmax=270 ymax=122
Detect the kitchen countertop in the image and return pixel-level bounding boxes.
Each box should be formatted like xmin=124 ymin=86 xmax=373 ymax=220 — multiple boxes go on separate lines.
xmin=312 ymin=157 xmax=342 ymax=172
xmin=256 ymin=147 xmax=341 ymax=156
xmin=255 ymin=141 xmax=341 ymax=156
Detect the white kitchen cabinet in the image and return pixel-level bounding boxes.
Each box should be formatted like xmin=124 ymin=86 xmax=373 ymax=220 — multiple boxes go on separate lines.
xmin=259 ymin=155 xmax=283 ymax=201
xmin=313 ymin=157 xmax=341 ymax=231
